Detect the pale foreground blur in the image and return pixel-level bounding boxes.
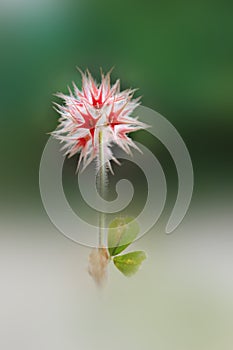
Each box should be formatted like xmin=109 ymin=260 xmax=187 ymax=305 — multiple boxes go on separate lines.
xmin=0 ymin=200 xmax=233 ymax=350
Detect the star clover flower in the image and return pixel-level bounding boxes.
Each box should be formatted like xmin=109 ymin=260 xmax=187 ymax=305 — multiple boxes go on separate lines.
xmin=52 ymin=69 xmax=148 ymax=172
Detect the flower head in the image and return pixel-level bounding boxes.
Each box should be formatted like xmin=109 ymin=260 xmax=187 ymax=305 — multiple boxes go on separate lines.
xmin=52 ymin=69 xmax=147 ymax=172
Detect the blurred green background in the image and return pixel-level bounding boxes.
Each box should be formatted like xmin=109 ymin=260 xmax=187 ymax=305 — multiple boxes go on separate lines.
xmin=0 ymin=1 xmax=233 ymax=350
xmin=0 ymin=0 xmax=232 ymax=208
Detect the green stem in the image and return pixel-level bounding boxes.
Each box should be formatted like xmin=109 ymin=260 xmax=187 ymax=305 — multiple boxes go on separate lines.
xmin=98 ymin=129 xmax=106 ymax=247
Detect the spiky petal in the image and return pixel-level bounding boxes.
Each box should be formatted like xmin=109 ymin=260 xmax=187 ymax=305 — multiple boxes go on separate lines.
xmin=52 ymin=69 xmax=148 ymax=171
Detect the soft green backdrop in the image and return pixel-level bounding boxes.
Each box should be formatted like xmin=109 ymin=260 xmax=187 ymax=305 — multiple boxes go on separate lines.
xmin=0 ymin=0 xmax=232 ymax=207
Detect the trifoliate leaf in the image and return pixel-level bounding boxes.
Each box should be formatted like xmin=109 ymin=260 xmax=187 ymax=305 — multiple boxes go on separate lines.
xmin=113 ymin=251 xmax=146 ymax=277
xmin=108 ymin=217 xmax=140 ymax=256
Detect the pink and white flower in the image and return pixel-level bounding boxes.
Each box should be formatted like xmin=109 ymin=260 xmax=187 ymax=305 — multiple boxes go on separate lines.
xmin=52 ymin=69 xmax=148 ymax=172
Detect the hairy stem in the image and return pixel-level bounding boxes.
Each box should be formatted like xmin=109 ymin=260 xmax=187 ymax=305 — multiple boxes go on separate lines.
xmin=98 ymin=129 xmax=106 ymax=247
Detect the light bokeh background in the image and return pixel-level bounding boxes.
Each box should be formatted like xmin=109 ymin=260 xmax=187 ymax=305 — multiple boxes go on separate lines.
xmin=0 ymin=0 xmax=233 ymax=349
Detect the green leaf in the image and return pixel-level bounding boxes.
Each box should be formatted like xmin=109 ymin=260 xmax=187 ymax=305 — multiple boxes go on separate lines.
xmin=108 ymin=217 xmax=140 ymax=256
xmin=113 ymin=251 xmax=146 ymax=277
